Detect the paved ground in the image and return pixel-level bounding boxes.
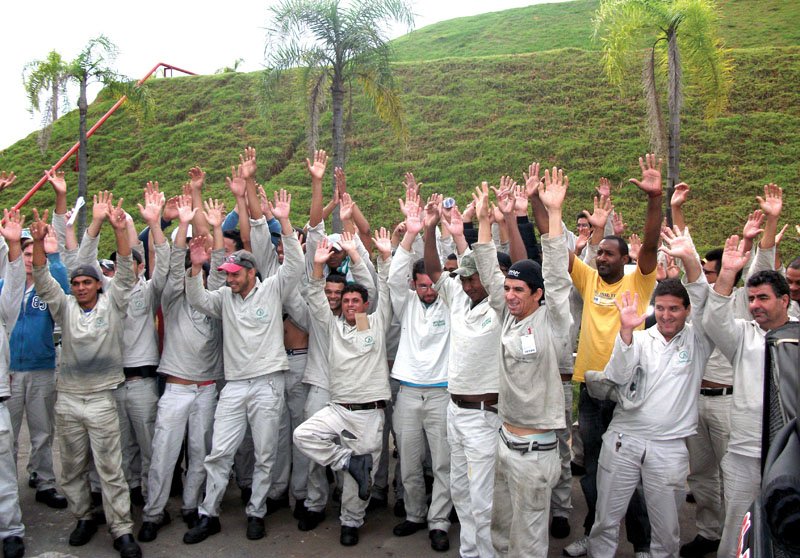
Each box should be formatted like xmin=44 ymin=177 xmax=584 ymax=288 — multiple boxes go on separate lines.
xmin=15 ymin=419 xmax=701 ymax=558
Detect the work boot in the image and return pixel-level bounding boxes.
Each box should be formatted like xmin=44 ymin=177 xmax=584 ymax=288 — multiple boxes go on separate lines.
xmin=340 ymin=525 xmax=359 ymax=546
xmin=680 ymin=535 xmax=720 ymax=557
xmin=246 ymin=516 xmax=265 ymax=540
xmin=392 ymin=520 xmax=427 ymax=537
xmin=183 ymin=515 xmax=221 ymax=544
xmin=68 ymin=520 xmax=97 ymax=546
xmin=137 ymin=510 xmax=171 ymax=542
xmin=297 ymin=509 xmax=325 ymax=532
xmin=2 ymin=536 xmax=24 ymax=558
xmin=429 ymin=529 xmax=450 ymax=552
xmin=113 ymin=534 xmax=142 ymax=558
xmin=550 ymin=516 xmax=570 ymax=539
xmin=35 ymin=488 xmax=67 ymax=509
xmin=347 ymin=454 xmax=372 ymax=501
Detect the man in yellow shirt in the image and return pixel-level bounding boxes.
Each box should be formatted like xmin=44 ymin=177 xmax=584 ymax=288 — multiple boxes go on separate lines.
xmin=562 ymin=154 xmax=662 ymax=558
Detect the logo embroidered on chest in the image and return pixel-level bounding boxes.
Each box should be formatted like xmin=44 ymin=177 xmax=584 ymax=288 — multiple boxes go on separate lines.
xmin=363 ymin=335 xmax=375 ymax=346
xmin=95 ymin=316 xmax=106 ymax=329
xmin=255 ymin=308 xmax=266 ymax=320
xmin=432 ymin=319 xmax=446 ymax=327
xmin=481 ymin=317 xmax=492 ymax=328
xmin=676 ymin=350 xmax=691 ymax=365
xmin=31 ymin=296 xmax=48 ymax=311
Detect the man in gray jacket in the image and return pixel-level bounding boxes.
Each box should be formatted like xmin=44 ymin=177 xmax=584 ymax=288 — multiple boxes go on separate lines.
xmin=183 ymin=189 xmax=304 ymax=544
xmin=32 ymin=196 xmax=141 ymax=558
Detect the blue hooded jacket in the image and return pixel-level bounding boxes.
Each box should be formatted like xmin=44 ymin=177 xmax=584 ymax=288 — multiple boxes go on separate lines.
xmin=0 ymin=252 xmax=69 ymax=371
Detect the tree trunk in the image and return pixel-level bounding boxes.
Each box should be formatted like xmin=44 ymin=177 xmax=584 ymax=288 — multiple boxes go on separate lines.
xmin=666 ymin=28 xmax=683 ymax=228
xmin=77 ymin=74 xmax=89 ymax=241
xmin=330 ymin=76 xmax=345 ymax=233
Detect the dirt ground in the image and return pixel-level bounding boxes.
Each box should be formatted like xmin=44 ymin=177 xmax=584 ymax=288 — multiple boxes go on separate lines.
xmin=14 ymin=419 xmax=701 ymax=558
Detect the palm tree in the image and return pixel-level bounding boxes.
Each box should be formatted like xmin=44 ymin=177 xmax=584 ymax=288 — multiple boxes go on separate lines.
xmin=265 ymin=0 xmax=414 ymax=231
xmin=593 ymin=0 xmax=733 ymax=225
xmin=24 ymin=36 xmax=152 ymax=238
xmin=23 ymin=50 xmax=70 ymax=155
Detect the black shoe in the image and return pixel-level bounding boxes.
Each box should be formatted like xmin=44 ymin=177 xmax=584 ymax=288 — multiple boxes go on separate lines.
xmin=347 ymin=454 xmax=372 ymax=501
xmin=2 ymin=536 xmax=24 ymax=558
xmin=292 ymin=499 xmax=306 ymax=520
xmin=366 ymin=497 xmax=387 ymax=513
xmin=393 ymin=520 xmax=427 ymax=537
xmin=429 ymin=529 xmax=450 ymax=552
xmin=551 ymin=516 xmax=571 ymax=539
xmin=181 ymin=508 xmax=199 ymax=528
xmin=265 ymin=494 xmax=289 ymax=516
xmin=137 ymin=510 xmax=171 ymax=543
xmin=340 ymin=525 xmax=359 ymax=546
xmin=239 ymin=486 xmax=252 ymax=505
xmin=245 ymin=516 xmax=265 ymax=540
xmin=27 ymin=472 xmax=38 ymax=489
xmin=298 ymin=510 xmax=325 ymax=531
xmin=570 ymin=461 xmax=586 ymax=476
xmin=680 ymin=535 xmax=720 ymax=558
xmin=183 ymin=515 xmax=221 ymax=544
xmin=113 ymin=534 xmax=142 ymax=558
xmin=393 ymin=498 xmax=406 ymax=518
xmin=69 ymin=520 xmax=97 ymax=546
xmin=129 ymin=486 xmax=145 ymax=507
xmin=35 ymin=488 xmax=68 ymax=509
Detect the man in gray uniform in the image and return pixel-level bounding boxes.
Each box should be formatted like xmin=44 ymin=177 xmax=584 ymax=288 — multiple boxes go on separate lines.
xmin=183 ymin=189 xmax=303 ymax=544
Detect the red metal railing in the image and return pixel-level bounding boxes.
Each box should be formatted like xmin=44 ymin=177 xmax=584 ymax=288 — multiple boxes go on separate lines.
xmin=10 ymin=62 xmax=196 ymax=213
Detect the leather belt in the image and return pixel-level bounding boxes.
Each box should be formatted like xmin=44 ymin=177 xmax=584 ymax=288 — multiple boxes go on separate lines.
xmin=700 ymin=387 xmax=733 ymax=396
xmin=337 ymin=401 xmax=386 ymax=411
xmin=499 ymin=428 xmax=557 ymax=454
xmin=286 ymin=347 xmax=308 ymax=356
xmin=451 ymin=395 xmax=498 ymax=413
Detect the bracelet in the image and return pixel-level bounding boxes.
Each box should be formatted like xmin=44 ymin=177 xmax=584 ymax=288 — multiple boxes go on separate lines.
xmin=648 ymin=192 xmax=663 ymax=199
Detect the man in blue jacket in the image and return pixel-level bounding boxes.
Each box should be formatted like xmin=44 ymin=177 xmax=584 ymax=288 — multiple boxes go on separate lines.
xmin=3 ymin=228 xmax=69 ymax=508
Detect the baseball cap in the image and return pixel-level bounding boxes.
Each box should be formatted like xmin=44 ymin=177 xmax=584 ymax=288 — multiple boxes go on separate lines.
xmin=326 ymin=233 xmax=343 ymax=252
xmin=218 ymin=250 xmax=257 ymax=273
xmin=452 ymin=252 xmax=478 ymax=277
xmin=70 ymin=264 xmax=102 ymax=282
xmin=507 ymin=259 xmax=544 ymax=292
xmin=99 ymin=259 xmax=116 ymax=273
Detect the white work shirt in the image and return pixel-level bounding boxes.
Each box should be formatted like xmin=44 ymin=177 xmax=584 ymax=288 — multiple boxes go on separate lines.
xmin=604 ymin=278 xmax=713 ymax=440
xmin=388 ymin=245 xmax=450 ymax=385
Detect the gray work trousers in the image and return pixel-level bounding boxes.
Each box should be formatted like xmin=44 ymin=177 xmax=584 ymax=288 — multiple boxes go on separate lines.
xmin=303 ymin=385 xmax=331 ymax=513
xmin=114 ymin=377 xmax=158 ymax=491
xmin=0 ymin=403 xmax=24 ymax=540
xmin=551 ymin=380 xmax=573 ymax=519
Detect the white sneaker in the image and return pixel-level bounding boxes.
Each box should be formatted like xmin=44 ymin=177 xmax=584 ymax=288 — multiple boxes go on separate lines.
xmin=635 ymin=552 xmax=652 ymax=558
xmin=563 ymin=535 xmax=589 ymax=557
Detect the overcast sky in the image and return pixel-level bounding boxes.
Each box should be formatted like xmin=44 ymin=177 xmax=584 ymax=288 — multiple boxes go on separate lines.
xmin=1 ymin=0 xmax=565 ymax=150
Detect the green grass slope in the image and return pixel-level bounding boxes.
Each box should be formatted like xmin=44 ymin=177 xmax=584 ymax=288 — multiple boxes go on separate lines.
xmin=391 ymin=0 xmax=800 ymax=61
xmin=1 ymin=2 xmax=799 ymax=259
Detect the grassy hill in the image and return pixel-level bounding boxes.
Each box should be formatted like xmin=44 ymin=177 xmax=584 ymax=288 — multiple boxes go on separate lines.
xmin=1 ymin=0 xmax=798 ymax=260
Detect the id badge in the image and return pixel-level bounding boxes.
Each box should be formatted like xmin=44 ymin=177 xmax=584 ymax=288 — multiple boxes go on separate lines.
xmin=520 ymin=333 xmax=537 ymax=355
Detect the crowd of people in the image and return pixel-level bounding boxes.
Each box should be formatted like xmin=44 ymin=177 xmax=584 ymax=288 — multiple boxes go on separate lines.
xmin=0 ymin=148 xmax=796 ymax=558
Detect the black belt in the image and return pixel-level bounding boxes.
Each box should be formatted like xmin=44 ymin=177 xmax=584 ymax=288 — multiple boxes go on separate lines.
xmin=286 ymin=348 xmax=308 ymax=356
xmin=337 ymin=401 xmax=386 ymax=411
xmin=700 ymin=387 xmax=733 ymax=396
xmin=451 ymin=395 xmax=498 ymax=413
xmin=499 ymin=428 xmax=557 ymax=454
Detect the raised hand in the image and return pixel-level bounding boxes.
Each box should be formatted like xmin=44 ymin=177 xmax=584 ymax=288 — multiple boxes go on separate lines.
xmin=269 ymin=189 xmax=292 ymax=221
xmin=176 ymin=195 xmax=197 ymax=224
xmin=539 ymin=167 xmax=568 ymax=211
xmin=596 ymin=177 xmax=611 ymax=199
xmin=163 ymin=196 xmax=180 ymax=221
xmin=188 ymin=167 xmax=205 ymax=191
xmin=406 ymin=203 xmax=424 ymax=236
xmin=0 ymin=209 xmax=24 ymax=243
xmin=92 ymin=190 xmax=114 ymax=222
xmin=306 ymin=150 xmax=328 ymax=181
xmin=628 ymin=233 xmax=642 ymax=261
xmin=671 ymin=182 xmax=690 ymax=207
xmin=257 ymin=184 xmax=273 ymax=219
xmin=373 ymin=226 xmax=392 ymax=259
xmin=239 ymin=147 xmax=257 ymax=180
xmin=314 ymin=237 xmax=333 ymax=265
xmin=588 ymin=195 xmax=613 ymax=229
xmin=0 ymin=171 xmax=17 ymax=192
xmin=720 ymin=234 xmax=750 ymax=273
xmin=575 ymin=224 xmax=591 ymax=254
xmin=660 ymin=226 xmax=696 ymax=262
xmin=523 ymin=161 xmax=541 ymax=198
xmin=30 ymin=209 xmax=50 ymax=241
xmin=189 ymin=236 xmax=210 ymax=266
xmin=45 ymin=169 xmax=66 ymax=195
xmin=615 ymin=290 xmax=646 ymax=332
xmin=513 ymin=185 xmax=528 ymax=214
xmin=665 ymin=254 xmax=681 ymax=278
xmin=399 ymin=188 xmax=421 ymax=218
xmin=461 ymin=200 xmax=476 ymax=223
xmin=339 ymin=231 xmax=357 ymax=254
xmin=756 ymin=183 xmax=782 ymax=218
xmin=403 ymin=172 xmax=421 ymax=195
xmin=612 ymin=212 xmax=627 ymax=235
xmin=203 ymin=199 xmax=226 ymax=229
xmin=422 ymin=196 xmax=440 ymax=230
xmin=742 ymin=210 xmax=765 ymax=241
xmin=137 ymin=182 xmax=165 ymax=225
xmin=339 ymin=192 xmax=354 ymax=221
xmin=629 ymin=153 xmax=663 ymax=197
xmin=496 ymin=186 xmax=516 ymax=216
xmin=106 ymin=198 xmax=127 ymax=231
xmin=472 ymin=182 xmax=491 ymax=222
xmin=226 ymin=166 xmax=246 ymax=198
xmin=334 ymin=167 xmax=347 ymax=195
xmin=775 ymin=223 xmax=789 ymax=246
xmin=43 ymin=224 xmax=58 ymax=254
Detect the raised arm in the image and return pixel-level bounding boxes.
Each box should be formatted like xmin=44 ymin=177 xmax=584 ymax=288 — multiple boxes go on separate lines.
xmin=670 ymin=182 xmax=689 ymax=232
xmin=423 ymin=199 xmax=444 ymax=284
xmin=372 ymin=226 xmax=394 ymax=328
xmin=713 ymin=234 xmax=749 ymax=297
xmin=0 ymin=209 xmax=26 ymax=328
xmin=307 ymin=150 xmax=328 ymax=227
xmin=187 ymin=167 xmax=210 ymax=237
xmin=603 ymin=291 xmax=644 ymax=384
xmin=628 ymin=153 xmax=664 ymax=275
xmin=239 ymin=147 xmax=262 ymax=222
xmin=756 ymin=183 xmax=782 ymax=251
xmin=660 ymin=226 xmax=702 ymax=283
xmin=474 ymin=183 xmax=507 ymax=313
xmin=225 ymin=164 xmax=251 ymax=250
xmin=494 ymin=179 xmax=527 ymax=263
xmin=105 ymin=199 xmax=136 ymax=312
xmin=31 ymin=210 xmax=66 ymax=321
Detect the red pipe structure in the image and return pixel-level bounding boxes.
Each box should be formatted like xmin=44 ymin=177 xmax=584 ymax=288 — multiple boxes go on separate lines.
xmin=9 ymin=62 xmax=196 ymax=214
